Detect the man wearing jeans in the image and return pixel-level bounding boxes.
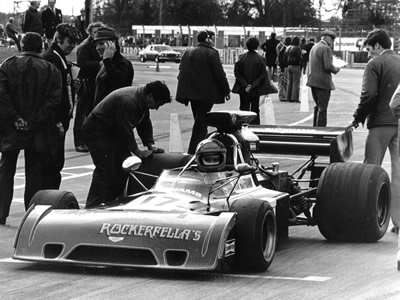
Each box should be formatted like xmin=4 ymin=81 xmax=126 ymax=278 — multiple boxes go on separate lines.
xmin=350 ymin=29 xmax=400 ymax=234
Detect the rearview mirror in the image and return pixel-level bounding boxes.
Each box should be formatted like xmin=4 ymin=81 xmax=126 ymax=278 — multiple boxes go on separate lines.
xmin=122 ymin=155 xmax=142 ymax=171
xmin=235 ymin=163 xmax=256 ymax=174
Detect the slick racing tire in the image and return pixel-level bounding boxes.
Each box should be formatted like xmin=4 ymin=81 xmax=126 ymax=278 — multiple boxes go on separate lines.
xmin=229 ymin=199 xmax=276 ymax=272
xmin=140 ymin=55 xmax=146 ymax=62
xmin=29 ymin=190 xmax=80 ymax=209
xmin=315 ymin=162 xmax=390 ymax=242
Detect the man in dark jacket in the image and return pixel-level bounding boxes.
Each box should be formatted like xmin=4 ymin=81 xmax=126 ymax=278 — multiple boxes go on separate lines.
xmin=41 ymin=0 xmax=62 ymax=47
xmin=82 ymin=81 xmax=171 ymax=208
xmin=73 ymin=22 xmax=105 ymax=152
xmin=0 ymin=33 xmax=62 ymax=225
xmin=176 ymin=30 xmax=230 ymax=154
xmin=22 ymin=1 xmax=43 ymax=36
xmin=42 ymin=23 xmax=82 ymax=190
xmin=350 ymin=29 xmax=400 ymax=234
xmin=75 ymin=8 xmax=88 ymax=39
xmin=261 ymin=32 xmax=280 ymax=77
xmin=5 ymin=17 xmax=21 ymax=52
xmin=92 ymin=26 xmax=134 ymax=107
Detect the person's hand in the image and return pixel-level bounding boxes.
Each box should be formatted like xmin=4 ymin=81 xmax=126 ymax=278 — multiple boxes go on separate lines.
xmin=73 ymin=78 xmax=81 ymax=91
xmin=346 ymin=120 xmax=359 ymax=131
xmin=245 ymin=85 xmax=251 ymax=93
xmin=148 ymin=145 xmax=165 ymax=153
xmin=335 ymin=67 xmax=341 ymax=74
xmin=136 ymin=149 xmax=153 ymax=159
xmin=56 ymin=122 xmax=65 ymax=137
xmin=14 ymin=117 xmax=30 ymax=131
xmin=103 ymin=41 xmax=116 ymax=59
xmin=225 ymin=93 xmax=231 ymax=101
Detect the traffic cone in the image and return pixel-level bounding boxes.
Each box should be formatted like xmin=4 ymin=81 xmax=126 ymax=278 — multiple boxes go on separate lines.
xmin=300 ymin=74 xmax=309 ymax=112
xmin=260 ymin=95 xmax=276 ymax=125
xmin=169 ymin=113 xmax=184 ymax=153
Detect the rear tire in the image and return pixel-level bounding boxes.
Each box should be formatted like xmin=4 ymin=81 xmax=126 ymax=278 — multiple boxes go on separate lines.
xmin=229 ymin=199 xmax=276 ymax=272
xmin=315 ymin=162 xmax=390 ymax=242
xmin=29 ymin=190 xmax=80 ymax=209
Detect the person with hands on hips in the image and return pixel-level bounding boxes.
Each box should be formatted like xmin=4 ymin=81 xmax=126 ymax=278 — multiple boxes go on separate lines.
xmin=82 ymin=81 xmax=171 ymax=208
xmin=92 ymin=26 xmax=134 ymax=107
xmin=349 ymin=28 xmax=400 ymax=234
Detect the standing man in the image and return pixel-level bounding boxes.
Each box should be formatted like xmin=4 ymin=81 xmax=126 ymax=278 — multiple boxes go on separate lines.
xmin=73 ymin=22 xmax=105 ymax=152
xmin=176 ymin=30 xmax=230 ymax=154
xmin=82 ymin=81 xmax=171 ymax=208
xmin=75 ymin=8 xmax=88 ymax=39
xmin=276 ymin=36 xmax=291 ymax=102
xmin=92 ymin=26 xmax=134 ymax=107
xmin=41 ymin=0 xmax=63 ymax=47
xmin=5 ymin=17 xmax=21 ymax=52
xmin=41 ymin=23 xmax=82 ymax=189
xmin=261 ymin=32 xmax=280 ymax=79
xmin=22 ymin=1 xmax=43 ymax=36
xmin=0 ymin=32 xmax=62 ymax=225
xmin=307 ymin=30 xmax=340 ymax=127
xmin=350 ymin=29 xmax=400 ymax=234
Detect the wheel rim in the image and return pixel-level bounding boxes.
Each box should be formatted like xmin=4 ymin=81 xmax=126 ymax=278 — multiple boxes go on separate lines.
xmin=377 ymin=182 xmax=390 ymax=227
xmin=261 ymin=210 xmax=276 ymax=262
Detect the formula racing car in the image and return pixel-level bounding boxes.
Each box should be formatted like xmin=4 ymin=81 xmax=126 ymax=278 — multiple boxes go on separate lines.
xmin=13 ymin=111 xmax=391 ymax=273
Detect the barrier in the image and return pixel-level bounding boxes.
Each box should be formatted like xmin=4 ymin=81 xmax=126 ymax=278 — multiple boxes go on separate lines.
xmin=169 ymin=113 xmax=184 ymax=152
xmin=260 ymin=95 xmax=276 ymax=125
xmin=300 ymin=74 xmax=309 ymax=112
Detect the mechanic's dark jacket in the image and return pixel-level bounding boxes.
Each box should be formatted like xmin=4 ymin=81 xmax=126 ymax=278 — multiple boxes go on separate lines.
xmin=41 ymin=7 xmax=62 ymax=39
xmin=42 ymin=43 xmax=76 ymax=128
xmin=176 ymin=42 xmax=230 ymax=104
xmin=0 ymin=52 xmax=62 ymax=151
xmin=82 ymin=86 xmax=154 ymax=153
xmin=93 ymin=51 xmax=134 ymax=107
xmin=21 ymin=7 xmax=43 ymax=35
xmin=5 ymin=21 xmax=18 ymax=39
xmin=232 ymin=51 xmax=271 ymax=96
xmin=353 ymin=50 xmax=400 ymax=129
xmin=76 ymin=36 xmax=101 ymax=98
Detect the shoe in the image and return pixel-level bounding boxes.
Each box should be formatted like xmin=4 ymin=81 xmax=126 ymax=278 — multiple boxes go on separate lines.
xmin=391 ymin=226 xmax=399 ymax=234
xmin=0 ymin=217 xmax=6 ymax=225
xmin=75 ymin=145 xmax=89 ymax=153
xmin=289 ymin=100 xmax=300 ymax=103
xmin=280 ymin=99 xmax=288 ymax=102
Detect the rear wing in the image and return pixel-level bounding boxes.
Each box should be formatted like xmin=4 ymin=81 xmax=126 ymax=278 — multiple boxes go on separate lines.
xmin=249 ymin=125 xmax=353 ymax=163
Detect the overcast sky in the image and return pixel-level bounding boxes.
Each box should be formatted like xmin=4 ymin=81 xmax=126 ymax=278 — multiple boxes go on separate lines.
xmin=1 ymin=0 xmax=85 ymax=16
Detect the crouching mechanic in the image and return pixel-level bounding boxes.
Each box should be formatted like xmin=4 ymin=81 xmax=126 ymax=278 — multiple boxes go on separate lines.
xmin=82 ymin=81 xmax=171 ymax=208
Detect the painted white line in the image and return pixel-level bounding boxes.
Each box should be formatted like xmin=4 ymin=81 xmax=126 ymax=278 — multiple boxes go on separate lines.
xmin=13 ymin=171 xmax=94 ymax=190
xmin=289 ymin=114 xmax=314 ymax=126
xmin=217 ymin=273 xmax=331 ymax=282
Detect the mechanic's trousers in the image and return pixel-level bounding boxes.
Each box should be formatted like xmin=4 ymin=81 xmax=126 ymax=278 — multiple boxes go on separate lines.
xmin=188 ymin=101 xmax=213 ymax=155
xmin=239 ymin=93 xmax=260 ymax=125
xmin=364 ymin=125 xmax=400 ymax=228
xmin=73 ymin=89 xmax=95 ymax=147
xmin=0 ymin=149 xmax=44 ymax=217
xmin=85 ymin=140 xmax=128 ymax=208
xmin=278 ymin=68 xmax=288 ymax=101
xmin=311 ymin=87 xmax=331 ymax=127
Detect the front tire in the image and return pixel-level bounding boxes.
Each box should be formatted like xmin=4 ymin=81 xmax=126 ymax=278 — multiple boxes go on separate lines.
xmin=315 ymin=162 xmax=390 ymax=242
xmin=29 ymin=190 xmax=80 ymax=209
xmin=229 ymin=199 xmax=276 ymax=272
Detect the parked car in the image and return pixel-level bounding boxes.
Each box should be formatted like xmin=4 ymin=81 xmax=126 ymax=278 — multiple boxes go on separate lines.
xmin=138 ymin=44 xmax=181 ymax=63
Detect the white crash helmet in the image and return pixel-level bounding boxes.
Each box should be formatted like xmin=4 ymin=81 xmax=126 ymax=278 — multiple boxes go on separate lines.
xmin=195 ymin=139 xmax=227 ymax=172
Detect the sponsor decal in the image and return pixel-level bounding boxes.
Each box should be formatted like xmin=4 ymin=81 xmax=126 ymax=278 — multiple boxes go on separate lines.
xmin=225 ymin=239 xmax=235 ymax=257
xmin=100 ymin=223 xmax=202 ymax=241
xmin=172 ymin=187 xmax=202 ymax=198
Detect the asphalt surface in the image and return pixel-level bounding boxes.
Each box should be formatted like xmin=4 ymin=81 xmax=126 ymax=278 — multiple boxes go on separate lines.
xmin=1 ymin=60 xmax=399 ymax=299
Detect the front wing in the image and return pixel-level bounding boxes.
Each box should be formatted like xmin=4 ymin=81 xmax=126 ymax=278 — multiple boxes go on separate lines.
xmin=13 ymin=205 xmax=236 ymax=270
